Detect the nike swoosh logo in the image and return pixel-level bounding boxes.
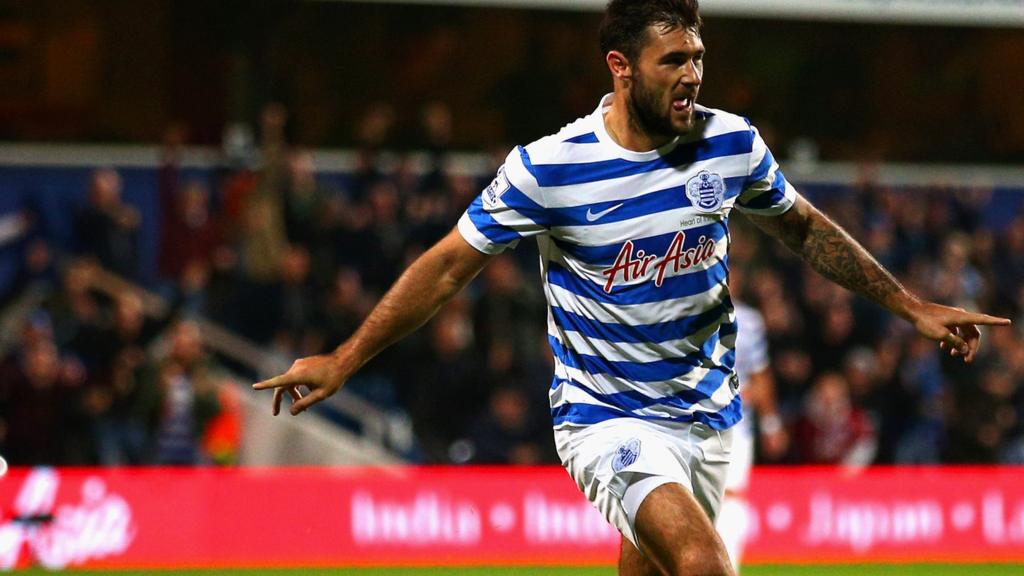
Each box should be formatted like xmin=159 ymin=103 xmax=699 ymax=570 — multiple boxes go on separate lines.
xmin=585 ymin=203 xmax=625 ymax=222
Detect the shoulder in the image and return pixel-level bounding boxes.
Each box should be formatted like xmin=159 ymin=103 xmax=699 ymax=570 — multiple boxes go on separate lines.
xmin=518 ymin=115 xmax=610 ymax=171
xmin=694 ymin=105 xmax=756 ymax=138
xmin=522 ymin=115 xmax=599 ymax=160
xmin=501 ymin=114 xmax=604 ymax=195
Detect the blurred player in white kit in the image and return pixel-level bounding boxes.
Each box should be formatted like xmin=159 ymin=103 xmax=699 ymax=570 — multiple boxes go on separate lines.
xmin=715 ymin=292 xmax=787 ymax=572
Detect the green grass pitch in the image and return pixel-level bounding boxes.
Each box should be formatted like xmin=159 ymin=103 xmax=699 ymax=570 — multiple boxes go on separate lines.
xmin=28 ymin=564 xmax=1023 ymax=575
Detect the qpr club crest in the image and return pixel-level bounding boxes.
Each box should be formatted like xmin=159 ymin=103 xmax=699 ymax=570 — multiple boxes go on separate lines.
xmin=685 ymin=170 xmax=725 ymax=213
xmin=612 ymin=438 xmax=641 ymax=473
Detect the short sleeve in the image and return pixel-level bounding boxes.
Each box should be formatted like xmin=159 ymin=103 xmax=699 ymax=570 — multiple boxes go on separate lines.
xmin=457 ymin=146 xmax=549 ymax=254
xmin=735 ymin=125 xmax=796 ymax=216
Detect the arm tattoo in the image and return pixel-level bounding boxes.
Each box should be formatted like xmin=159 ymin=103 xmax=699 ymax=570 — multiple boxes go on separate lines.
xmin=745 ymin=198 xmax=911 ymax=315
xmin=800 ymin=213 xmax=904 ymax=308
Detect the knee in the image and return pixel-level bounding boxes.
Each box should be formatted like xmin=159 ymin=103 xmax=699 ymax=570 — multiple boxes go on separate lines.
xmin=665 ymin=544 xmax=734 ymax=576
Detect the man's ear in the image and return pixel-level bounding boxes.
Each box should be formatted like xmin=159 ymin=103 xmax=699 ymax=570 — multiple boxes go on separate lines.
xmin=606 ymin=50 xmax=632 ymax=81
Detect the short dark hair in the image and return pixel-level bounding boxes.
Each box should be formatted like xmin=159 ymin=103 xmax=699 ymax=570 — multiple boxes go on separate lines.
xmin=599 ymin=0 xmax=702 ymax=62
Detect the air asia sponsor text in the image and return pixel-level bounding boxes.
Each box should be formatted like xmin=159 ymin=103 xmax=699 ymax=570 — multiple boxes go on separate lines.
xmin=601 ymin=231 xmax=717 ymax=293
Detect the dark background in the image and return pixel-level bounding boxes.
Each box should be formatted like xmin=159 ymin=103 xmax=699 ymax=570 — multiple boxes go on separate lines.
xmin=0 ymin=0 xmax=1022 ymax=162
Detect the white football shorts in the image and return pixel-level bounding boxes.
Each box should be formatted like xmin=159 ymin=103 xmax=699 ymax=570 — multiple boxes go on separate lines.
xmin=554 ymin=417 xmax=733 ymax=548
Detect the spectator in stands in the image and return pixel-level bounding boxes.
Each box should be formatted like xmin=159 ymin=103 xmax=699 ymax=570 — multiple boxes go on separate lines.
xmin=237 ymin=192 xmax=288 ymax=285
xmin=418 ymin=101 xmax=454 ymax=193
xmin=842 ymin=347 xmax=884 ymax=417
xmin=994 ymin=214 xmax=1024 ymax=311
xmin=465 ymin=385 xmax=548 ymax=464
xmin=90 ymin=293 xmax=162 ymax=465
xmin=944 ymin=320 xmax=1023 ymax=463
xmin=0 ymin=336 xmax=89 ymax=465
xmin=406 ymin=299 xmax=480 ymax=462
xmin=158 ymin=180 xmax=223 ymax=282
xmin=74 ymin=169 xmax=140 ymax=279
xmin=149 ymin=320 xmax=223 ymax=465
xmin=808 ymin=297 xmax=860 ymax=376
xmin=259 ymin=103 xmax=291 ymax=193
xmin=282 ymin=150 xmax=337 ymax=290
xmin=473 ymin=255 xmax=545 ymax=379
xmin=233 ymin=191 xmax=288 ymax=342
xmin=933 ymin=232 xmax=983 ymax=306
xmin=45 ymin=259 xmax=103 ymax=356
xmin=404 ymin=188 xmax=451 ymax=254
xmin=272 ymin=245 xmax=321 ymax=357
xmin=157 ymin=122 xmax=188 ymax=198
xmin=320 ymin=267 xmax=372 ymax=348
xmin=794 ymin=372 xmax=877 ymax=467
xmin=225 ymin=103 xmax=291 ymax=343
xmin=893 ymin=337 xmax=947 ymax=463
xmin=348 ymin=102 xmax=394 ymax=202
xmin=282 ymin=150 xmax=332 ymax=248
xmin=2 ymin=238 xmax=56 ymax=307
xmin=892 ymin=191 xmax=932 ymax=265
xmin=947 ymin=364 xmax=1018 ymax=463
xmin=1002 ymin=340 xmax=1024 ymax=462
xmin=362 ymin=180 xmax=405 ymax=293
xmin=202 ymin=383 xmax=242 ymax=466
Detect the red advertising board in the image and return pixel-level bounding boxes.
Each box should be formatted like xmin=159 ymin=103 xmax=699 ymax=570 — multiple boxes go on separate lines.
xmin=1 ymin=466 xmax=1022 ymax=570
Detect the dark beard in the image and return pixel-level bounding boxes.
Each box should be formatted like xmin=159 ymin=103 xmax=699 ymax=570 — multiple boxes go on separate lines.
xmin=627 ymin=75 xmax=680 ymax=143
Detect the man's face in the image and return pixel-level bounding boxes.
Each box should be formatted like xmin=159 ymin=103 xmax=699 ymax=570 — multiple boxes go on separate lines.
xmin=627 ymin=25 xmax=704 ymax=139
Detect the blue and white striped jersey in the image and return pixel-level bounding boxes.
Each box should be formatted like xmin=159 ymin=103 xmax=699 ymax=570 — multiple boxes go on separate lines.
xmin=457 ymin=94 xmax=796 ymax=431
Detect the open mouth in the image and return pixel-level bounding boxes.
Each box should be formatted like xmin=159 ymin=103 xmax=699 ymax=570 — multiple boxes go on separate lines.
xmin=672 ymin=96 xmax=693 ymax=113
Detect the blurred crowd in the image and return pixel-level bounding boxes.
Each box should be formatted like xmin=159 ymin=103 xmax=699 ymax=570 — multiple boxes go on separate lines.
xmin=1 ymin=102 xmax=1023 ymax=468
xmin=0 ymin=266 xmax=240 ymax=466
xmin=730 ymin=181 xmax=1024 ymax=467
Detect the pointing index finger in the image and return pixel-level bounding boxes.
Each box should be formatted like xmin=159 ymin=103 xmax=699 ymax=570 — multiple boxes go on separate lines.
xmin=957 ymin=313 xmax=1012 ymax=327
xmin=253 ymin=374 xmax=293 ymax=390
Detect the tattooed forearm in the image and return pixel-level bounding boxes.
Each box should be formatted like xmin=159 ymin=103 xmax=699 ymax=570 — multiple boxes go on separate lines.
xmin=800 ymin=213 xmax=905 ymax=308
xmin=745 ymin=195 xmax=916 ymax=318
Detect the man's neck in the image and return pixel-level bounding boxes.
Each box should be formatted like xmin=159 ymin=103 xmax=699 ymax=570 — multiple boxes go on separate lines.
xmin=604 ymin=91 xmax=675 ymax=152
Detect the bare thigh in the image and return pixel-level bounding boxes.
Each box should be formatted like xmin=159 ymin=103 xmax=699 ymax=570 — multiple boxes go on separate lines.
xmin=619 ymin=535 xmax=662 ymax=576
xmin=625 ymin=482 xmax=734 ymax=576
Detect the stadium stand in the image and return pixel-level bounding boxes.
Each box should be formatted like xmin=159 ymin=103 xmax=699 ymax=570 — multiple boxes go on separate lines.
xmin=1 ymin=111 xmax=1022 ymax=467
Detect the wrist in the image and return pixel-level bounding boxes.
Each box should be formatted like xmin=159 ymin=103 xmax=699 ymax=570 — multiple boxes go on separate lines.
xmin=891 ymin=291 xmax=923 ymax=322
xmin=330 ymin=343 xmax=363 ymax=381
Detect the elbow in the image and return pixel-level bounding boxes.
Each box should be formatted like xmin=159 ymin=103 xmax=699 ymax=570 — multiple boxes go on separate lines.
xmin=431 ymin=249 xmax=479 ymax=302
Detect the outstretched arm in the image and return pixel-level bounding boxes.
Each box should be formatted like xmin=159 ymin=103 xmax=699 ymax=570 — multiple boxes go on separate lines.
xmin=744 ymin=194 xmax=1011 ymax=362
xmin=253 ymin=228 xmax=493 ymax=415
xmin=743 ymin=367 xmax=788 ymax=459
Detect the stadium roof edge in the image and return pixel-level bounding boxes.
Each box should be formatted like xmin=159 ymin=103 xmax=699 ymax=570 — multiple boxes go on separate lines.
xmin=310 ymin=0 xmax=1024 ymax=28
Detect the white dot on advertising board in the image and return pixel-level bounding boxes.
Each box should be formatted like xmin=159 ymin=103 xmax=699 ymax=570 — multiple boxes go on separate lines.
xmin=767 ymin=503 xmax=793 ymax=531
xmin=952 ymin=502 xmax=976 ymax=530
xmin=489 ymin=503 xmax=516 ymax=532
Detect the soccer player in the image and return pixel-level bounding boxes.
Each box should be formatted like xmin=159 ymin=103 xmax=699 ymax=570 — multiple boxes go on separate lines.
xmin=254 ymin=1 xmax=1011 ymax=574
xmin=715 ymin=295 xmax=787 ymax=572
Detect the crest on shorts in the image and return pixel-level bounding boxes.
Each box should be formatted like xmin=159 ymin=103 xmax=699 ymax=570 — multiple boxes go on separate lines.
xmin=612 ymin=438 xmax=641 ymax=473
xmin=483 ymin=166 xmax=510 ymax=208
xmin=685 ymin=170 xmax=725 ymax=213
